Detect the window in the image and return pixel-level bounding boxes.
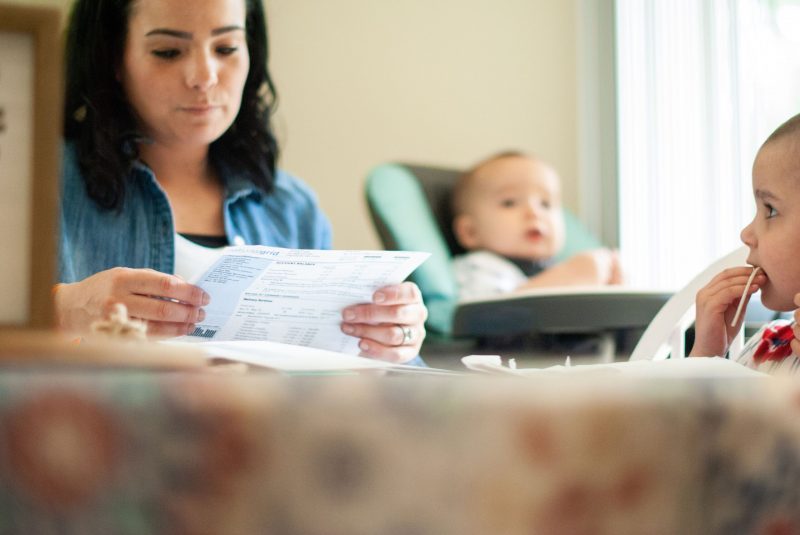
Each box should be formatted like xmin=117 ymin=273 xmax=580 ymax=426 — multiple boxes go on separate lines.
xmin=615 ymin=0 xmax=800 ymax=289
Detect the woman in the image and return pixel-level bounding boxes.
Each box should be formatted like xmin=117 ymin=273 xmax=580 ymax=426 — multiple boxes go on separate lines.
xmin=56 ymin=0 xmax=427 ymax=363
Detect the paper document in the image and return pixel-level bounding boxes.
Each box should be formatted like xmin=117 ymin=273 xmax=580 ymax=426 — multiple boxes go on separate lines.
xmin=182 ymin=340 xmax=395 ymax=372
xmin=461 ymin=355 xmax=767 ymax=378
xmin=166 ymin=339 xmax=461 ymax=375
xmin=178 ymin=246 xmax=429 ymax=354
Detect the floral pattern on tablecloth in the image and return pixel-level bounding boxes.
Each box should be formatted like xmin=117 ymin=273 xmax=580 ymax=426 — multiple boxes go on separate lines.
xmin=0 ymin=371 xmax=798 ymax=534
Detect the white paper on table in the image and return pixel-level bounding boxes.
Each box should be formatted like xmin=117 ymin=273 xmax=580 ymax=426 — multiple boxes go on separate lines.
xmin=538 ymin=357 xmax=767 ymax=378
xmin=164 ymin=339 xmax=463 ymax=375
xmin=175 ymin=246 xmax=429 ymax=355
xmin=171 ymin=339 xmax=393 ymax=372
xmin=462 ymin=355 xmax=767 ymax=378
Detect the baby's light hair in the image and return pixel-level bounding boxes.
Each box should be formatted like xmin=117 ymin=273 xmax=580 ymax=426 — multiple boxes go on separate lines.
xmin=451 ymin=150 xmax=531 ymax=217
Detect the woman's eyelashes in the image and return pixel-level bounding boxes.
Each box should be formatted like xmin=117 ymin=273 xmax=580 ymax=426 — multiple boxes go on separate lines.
xmin=216 ymin=46 xmax=239 ymax=55
xmin=150 ymin=44 xmax=240 ymax=61
xmin=152 ymin=48 xmax=180 ymax=60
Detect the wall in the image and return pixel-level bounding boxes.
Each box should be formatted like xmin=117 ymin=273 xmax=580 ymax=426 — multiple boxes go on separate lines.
xmin=5 ymin=0 xmax=68 ymax=10
xmin=5 ymin=0 xmax=66 ymax=5
xmin=9 ymin=0 xmax=581 ymax=250
xmin=268 ymin=0 xmax=579 ymax=249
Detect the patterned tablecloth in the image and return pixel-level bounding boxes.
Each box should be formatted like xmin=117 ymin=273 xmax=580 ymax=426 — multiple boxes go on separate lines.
xmin=0 ymin=368 xmax=798 ymax=534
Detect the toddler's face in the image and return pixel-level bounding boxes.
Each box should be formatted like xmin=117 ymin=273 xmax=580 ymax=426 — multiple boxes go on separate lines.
xmin=740 ymin=139 xmax=800 ymax=311
xmin=454 ymin=156 xmax=565 ymax=261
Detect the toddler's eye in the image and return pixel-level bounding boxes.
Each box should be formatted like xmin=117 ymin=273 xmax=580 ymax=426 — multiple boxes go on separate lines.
xmin=765 ymin=204 xmax=778 ymax=219
xmin=152 ymin=49 xmax=180 ymax=60
xmin=500 ymin=199 xmax=516 ymax=208
xmin=541 ymin=200 xmax=551 ymax=209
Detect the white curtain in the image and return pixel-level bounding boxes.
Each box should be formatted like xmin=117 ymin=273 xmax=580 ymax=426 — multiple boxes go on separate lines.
xmin=615 ymin=0 xmax=800 ymax=289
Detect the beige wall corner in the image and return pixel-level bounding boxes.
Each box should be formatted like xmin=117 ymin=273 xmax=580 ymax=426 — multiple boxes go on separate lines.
xmin=268 ymin=0 xmax=579 ymax=249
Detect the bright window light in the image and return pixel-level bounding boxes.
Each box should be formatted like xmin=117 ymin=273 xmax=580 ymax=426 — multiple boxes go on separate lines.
xmin=615 ymin=0 xmax=800 ymax=290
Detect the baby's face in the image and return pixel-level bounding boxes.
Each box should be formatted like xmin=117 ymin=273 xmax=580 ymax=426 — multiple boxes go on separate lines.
xmin=455 ymin=156 xmax=565 ymax=261
xmin=740 ymin=138 xmax=800 ymax=311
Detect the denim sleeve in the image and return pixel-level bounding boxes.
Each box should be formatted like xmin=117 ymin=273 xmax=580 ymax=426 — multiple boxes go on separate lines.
xmin=405 ymin=355 xmax=428 ymax=367
xmin=316 ymin=211 xmax=333 ymax=250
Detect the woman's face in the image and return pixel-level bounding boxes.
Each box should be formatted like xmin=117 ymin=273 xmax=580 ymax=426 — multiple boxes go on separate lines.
xmin=120 ymin=0 xmax=249 ymax=148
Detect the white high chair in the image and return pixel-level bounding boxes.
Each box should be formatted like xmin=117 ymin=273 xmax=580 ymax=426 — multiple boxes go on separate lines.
xmin=629 ymin=246 xmax=749 ymax=361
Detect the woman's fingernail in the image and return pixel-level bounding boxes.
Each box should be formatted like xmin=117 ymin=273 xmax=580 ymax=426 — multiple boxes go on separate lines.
xmin=202 ymin=292 xmax=211 ymax=305
xmin=344 ymin=310 xmax=356 ymax=321
xmin=342 ymin=324 xmax=354 ymax=334
xmin=186 ymin=324 xmax=196 ymax=334
xmin=374 ymin=292 xmax=386 ymax=303
xmin=359 ymin=341 xmax=370 ymax=351
xmin=198 ymin=309 xmax=206 ymax=322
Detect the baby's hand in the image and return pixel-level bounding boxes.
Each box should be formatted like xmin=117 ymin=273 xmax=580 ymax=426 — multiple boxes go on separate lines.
xmin=608 ymin=249 xmax=624 ymax=285
xmin=519 ymin=248 xmax=621 ymax=289
xmin=580 ymin=248 xmax=618 ymax=285
xmin=689 ymin=266 xmax=765 ymax=357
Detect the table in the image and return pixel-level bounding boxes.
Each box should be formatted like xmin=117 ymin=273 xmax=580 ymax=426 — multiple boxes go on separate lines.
xmin=0 ymin=368 xmax=797 ymax=534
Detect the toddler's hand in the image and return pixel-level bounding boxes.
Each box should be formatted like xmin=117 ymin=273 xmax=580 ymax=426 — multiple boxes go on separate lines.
xmin=790 ymin=294 xmax=800 ymax=356
xmin=689 ymin=266 xmax=765 ymax=357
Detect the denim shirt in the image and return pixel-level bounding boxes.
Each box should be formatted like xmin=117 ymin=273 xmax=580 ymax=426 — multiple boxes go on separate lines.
xmin=58 ymin=143 xmax=333 ymax=283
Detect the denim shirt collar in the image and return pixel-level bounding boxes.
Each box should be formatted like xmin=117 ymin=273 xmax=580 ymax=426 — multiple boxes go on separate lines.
xmin=59 ymin=140 xmax=333 ymax=284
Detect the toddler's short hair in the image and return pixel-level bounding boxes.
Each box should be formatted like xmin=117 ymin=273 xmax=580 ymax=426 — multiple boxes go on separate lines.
xmin=764 ymin=112 xmax=800 ymax=147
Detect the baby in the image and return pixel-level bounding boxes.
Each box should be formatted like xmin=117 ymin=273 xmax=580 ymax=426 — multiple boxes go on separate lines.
xmin=690 ymin=112 xmax=800 ymax=373
xmin=451 ymin=151 xmax=621 ymax=300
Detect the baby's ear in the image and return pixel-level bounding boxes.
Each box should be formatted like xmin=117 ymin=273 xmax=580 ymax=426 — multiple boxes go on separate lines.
xmin=453 ymin=214 xmax=479 ymax=250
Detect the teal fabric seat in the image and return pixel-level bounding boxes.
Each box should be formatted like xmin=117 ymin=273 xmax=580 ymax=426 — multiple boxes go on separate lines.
xmin=365 ymin=163 xmax=604 ymax=335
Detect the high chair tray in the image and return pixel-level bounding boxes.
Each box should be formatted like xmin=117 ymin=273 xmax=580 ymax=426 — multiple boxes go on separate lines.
xmin=452 ymin=287 xmax=672 ymax=337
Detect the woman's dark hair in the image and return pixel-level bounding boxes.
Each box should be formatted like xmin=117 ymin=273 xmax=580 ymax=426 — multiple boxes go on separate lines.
xmin=63 ymin=0 xmax=278 ymax=210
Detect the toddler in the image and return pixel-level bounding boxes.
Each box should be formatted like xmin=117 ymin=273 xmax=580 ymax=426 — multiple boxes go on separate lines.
xmin=690 ymin=112 xmax=800 ymax=373
xmin=451 ymin=151 xmax=622 ymax=300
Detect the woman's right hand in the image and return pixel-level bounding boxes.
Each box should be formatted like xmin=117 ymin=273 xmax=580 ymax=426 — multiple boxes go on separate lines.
xmin=54 ymin=268 xmax=210 ymax=338
xmin=689 ymin=266 xmax=765 ymax=357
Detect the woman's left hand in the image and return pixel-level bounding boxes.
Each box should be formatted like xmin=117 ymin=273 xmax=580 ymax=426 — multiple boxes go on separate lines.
xmin=340 ymin=282 xmax=428 ymax=363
